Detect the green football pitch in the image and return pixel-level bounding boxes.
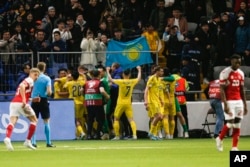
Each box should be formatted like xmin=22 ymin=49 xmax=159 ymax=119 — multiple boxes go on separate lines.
xmin=1 ymin=137 xmax=250 ymax=167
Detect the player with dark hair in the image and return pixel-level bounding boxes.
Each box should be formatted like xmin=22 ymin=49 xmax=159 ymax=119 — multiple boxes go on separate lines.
xmin=106 ymin=66 xmax=141 ymax=140
xmin=216 ymin=54 xmax=248 ymax=151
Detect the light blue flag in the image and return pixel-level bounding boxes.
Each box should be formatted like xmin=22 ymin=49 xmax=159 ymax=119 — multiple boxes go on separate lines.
xmin=106 ymin=36 xmax=153 ymax=69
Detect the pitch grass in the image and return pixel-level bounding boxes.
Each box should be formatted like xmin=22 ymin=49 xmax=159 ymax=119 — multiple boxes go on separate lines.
xmin=1 ymin=137 xmax=250 ymax=167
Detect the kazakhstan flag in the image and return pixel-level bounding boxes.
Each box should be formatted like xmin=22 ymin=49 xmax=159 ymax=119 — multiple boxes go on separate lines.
xmin=106 ymin=36 xmax=153 ymax=69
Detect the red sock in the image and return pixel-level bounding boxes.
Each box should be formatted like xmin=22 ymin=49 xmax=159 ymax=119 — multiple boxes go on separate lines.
xmin=27 ymin=123 xmax=36 ymax=140
xmin=232 ymin=128 xmax=240 ymax=148
xmin=6 ymin=124 xmax=14 ymax=138
xmin=219 ymin=124 xmax=229 ymax=140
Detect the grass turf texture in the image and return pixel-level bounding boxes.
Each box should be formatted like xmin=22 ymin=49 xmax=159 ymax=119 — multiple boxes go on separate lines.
xmin=1 ymin=137 xmax=250 ymax=167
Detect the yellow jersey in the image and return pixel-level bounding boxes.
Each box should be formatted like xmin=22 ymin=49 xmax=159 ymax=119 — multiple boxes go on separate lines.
xmin=162 ymin=79 xmax=176 ymax=102
xmin=64 ymin=80 xmax=85 ymax=104
xmin=112 ymin=78 xmax=139 ymax=104
xmin=146 ymin=75 xmax=162 ymax=104
xmin=54 ymin=77 xmax=68 ymax=99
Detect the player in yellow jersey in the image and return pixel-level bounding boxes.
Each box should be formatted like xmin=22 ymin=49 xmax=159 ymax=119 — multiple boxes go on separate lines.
xmin=144 ymin=66 xmax=164 ymax=140
xmin=53 ymin=68 xmax=69 ymax=99
xmin=159 ymin=68 xmax=176 ymax=139
xmin=106 ymin=66 xmax=141 ymax=140
xmin=63 ymin=71 xmax=86 ymax=139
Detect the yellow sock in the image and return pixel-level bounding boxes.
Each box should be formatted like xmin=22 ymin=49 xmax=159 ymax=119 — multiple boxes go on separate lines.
xmin=130 ymin=121 xmax=137 ymax=136
xmin=79 ymin=117 xmax=87 ymax=134
xmin=162 ymin=118 xmax=169 ymax=135
xmin=169 ymin=119 xmax=175 ymax=135
xmin=113 ymin=120 xmax=120 ymax=137
xmin=157 ymin=121 xmax=162 ymax=132
xmin=76 ymin=125 xmax=83 ymax=137
xmin=150 ymin=124 xmax=157 ymax=136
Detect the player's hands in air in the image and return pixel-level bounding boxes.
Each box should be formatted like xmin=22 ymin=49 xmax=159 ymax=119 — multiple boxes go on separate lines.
xmin=106 ymin=67 xmax=111 ymax=72
xmin=136 ymin=66 xmax=141 ymax=71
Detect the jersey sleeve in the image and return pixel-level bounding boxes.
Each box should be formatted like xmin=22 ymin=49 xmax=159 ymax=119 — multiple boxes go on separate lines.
xmin=219 ymin=69 xmax=228 ymax=85
xmin=112 ymin=79 xmax=122 ymax=86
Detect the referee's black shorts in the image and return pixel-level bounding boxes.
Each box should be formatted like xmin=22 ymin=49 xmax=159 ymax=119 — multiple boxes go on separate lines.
xmin=31 ymin=97 xmax=50 ymax=119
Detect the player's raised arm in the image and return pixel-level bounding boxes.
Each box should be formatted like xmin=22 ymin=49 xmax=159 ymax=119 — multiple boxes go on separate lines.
xmin=136 ymin=66 xmax=141 ymax=81
xmin=106 ymin=66 xmax=114 ymax=83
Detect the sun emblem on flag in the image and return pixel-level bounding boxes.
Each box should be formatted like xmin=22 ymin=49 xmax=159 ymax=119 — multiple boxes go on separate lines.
xmin=122 ymin=44 xmax=142 ymax=61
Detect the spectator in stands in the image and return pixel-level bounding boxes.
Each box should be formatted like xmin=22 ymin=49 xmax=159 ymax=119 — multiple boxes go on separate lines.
xmin=97 ymin=33 xmax=108 ymax=67
xmin=41 ymin=6 xmax=58 ymax=42
xmin=16 ymin=63 xmax=30 ymax=88
xmin=0 ymin=29 xmax=16 ymax=90
xmin=84 ymin=0 xmax=104 ymax=35
xmin=149 ymin=0 xmax=170 ymax=38
xmin=162 ymin=25 xmax=185 ymax=71
xmin=97 ymin=21 xmax=111 ymax=39
xmin=30 ymin=0 xmax=46 ymax=21
xmin=194 ymin=21 xmax=212 ymax=83
xmin=180 ymin=55 xmax=201 ymax=101
xmin=215 ymin=22 xmax=233 ymax=66
xmin=80 ymin=30 xmax=98 ymax=70
xmin=185 ymin=0 xmax=207 ymax=24
xmin=104 ymin=14 xmax=116 ymax=39
xmin=65 ymin=0 xmax=84 ymax=19
xmin=0 ymin=0 xmax=12 ymax=15
xmin=142 ymin=23 xmax=161 ymax=65
xmin=234 ymin=16 xmax=250 ymax=66
xmin=237 ymin=1 xmax=250 ymax=23
xmin=122 ymin=0 xmax=144 ymax=36
xmin=66 ymin=16 xmax=82 ymax=67
xmin=23 ymin=12 xmax=35 ymax=38
xmin=169 ymin=5 xmax=188 ymax=36
xmin=31 ymin=29 xmax=51 ymax=67
xmin=52 ymin=19 xmax=72 ymax=42
xmin=113 ymin=27 xmax=124 ymax=41
xmin=75 ymin=13 xmax=89 ymax=37
xmin=51 ymin=31 xmax=67 ymax=77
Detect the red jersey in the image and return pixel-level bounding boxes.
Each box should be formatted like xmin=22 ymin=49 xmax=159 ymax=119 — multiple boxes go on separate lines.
xmin=12 ymin=77 xmax=34 ymax=103
xmin=208 ymin=80 xmax=221 ymax=99
xmin=219 ymin=67 xmax=244 ymax=100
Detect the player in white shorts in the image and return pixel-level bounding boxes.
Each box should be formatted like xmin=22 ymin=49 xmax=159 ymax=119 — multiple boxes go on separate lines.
xmin=215 ymin=54 xmax=248 ymax=152
xmin=3 ymin=68 xmax=40 ymax=151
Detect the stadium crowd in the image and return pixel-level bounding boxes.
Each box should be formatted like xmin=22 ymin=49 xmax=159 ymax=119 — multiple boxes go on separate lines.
xmin=1 ymin=0 xmax=250 ymax=141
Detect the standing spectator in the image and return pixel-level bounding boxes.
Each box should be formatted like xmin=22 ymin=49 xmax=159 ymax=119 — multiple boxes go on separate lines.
xmin=51 ymin=31 xmax=67 ymax=77
xmin=208 ymin=79 xmax=224 ymax=138
xmin=234 ymin=16 xmax=250 ymax=66
xmin=216 ymin=54 xmax=248 ymax=151
xmin=75 ymin=13 xmax=89 ymax=37
xmin=3 ymin=68 xmax=40 ymax=151
xmin=65 ymin=0 xmax=84 ymax=19
xmin=52 ymin=19 xmax=72 ymax=42
xmin=30 ymin=0 xmax=46 ymax=21
xmin=96 ymin=33 xmax=108 ymax=66
xmin=106 ymin=66 xmax=141 ymax=140
xmin=31 ymin=62 xmax=55 ymax=148
xmin=41 ymin=6 xmax=58 ymax=42
xmin=0 ymin=30 xmax=16 ymax=92
xmin=180 ymin=56 xmax=201 ymax=101
xmin=149 ymin=0 xmax=170 ymax=38
xmin=162 ymin=25 xmax=185 ymax=71
xmin=31 ymin=30 xmax=51 ymax=69
xmin=194 ymin=21 xmax=212 ymax=83
xmin=80 ymin=30 xmax=98 ymax=70
xmin=84 ymin=70 xmax=110 ymax=140
xmin=66 ymin=16 xmax=82 ymax=67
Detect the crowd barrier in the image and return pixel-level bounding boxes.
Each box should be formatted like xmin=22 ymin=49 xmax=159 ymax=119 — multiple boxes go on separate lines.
xmin=1 ymin=100 xmax=250 ymax=142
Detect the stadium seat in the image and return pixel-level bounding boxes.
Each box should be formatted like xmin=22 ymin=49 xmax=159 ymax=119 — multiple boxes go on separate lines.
xmin=201 ymin=108 xmax=216 ymax=138
xmin=240 ymin=66 xmax=250 ymax=77
xmin=187 ymin=22 xmax=198 ymax=34
xmin=213 ymin=66 xmax=226 ymax=79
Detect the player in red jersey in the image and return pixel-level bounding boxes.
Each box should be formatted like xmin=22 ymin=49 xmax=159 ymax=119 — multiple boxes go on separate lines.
xmin=4 ymin=68 xmax=40 ymax=151
xmin=216 ymin=54 xmax=248 ymax=151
